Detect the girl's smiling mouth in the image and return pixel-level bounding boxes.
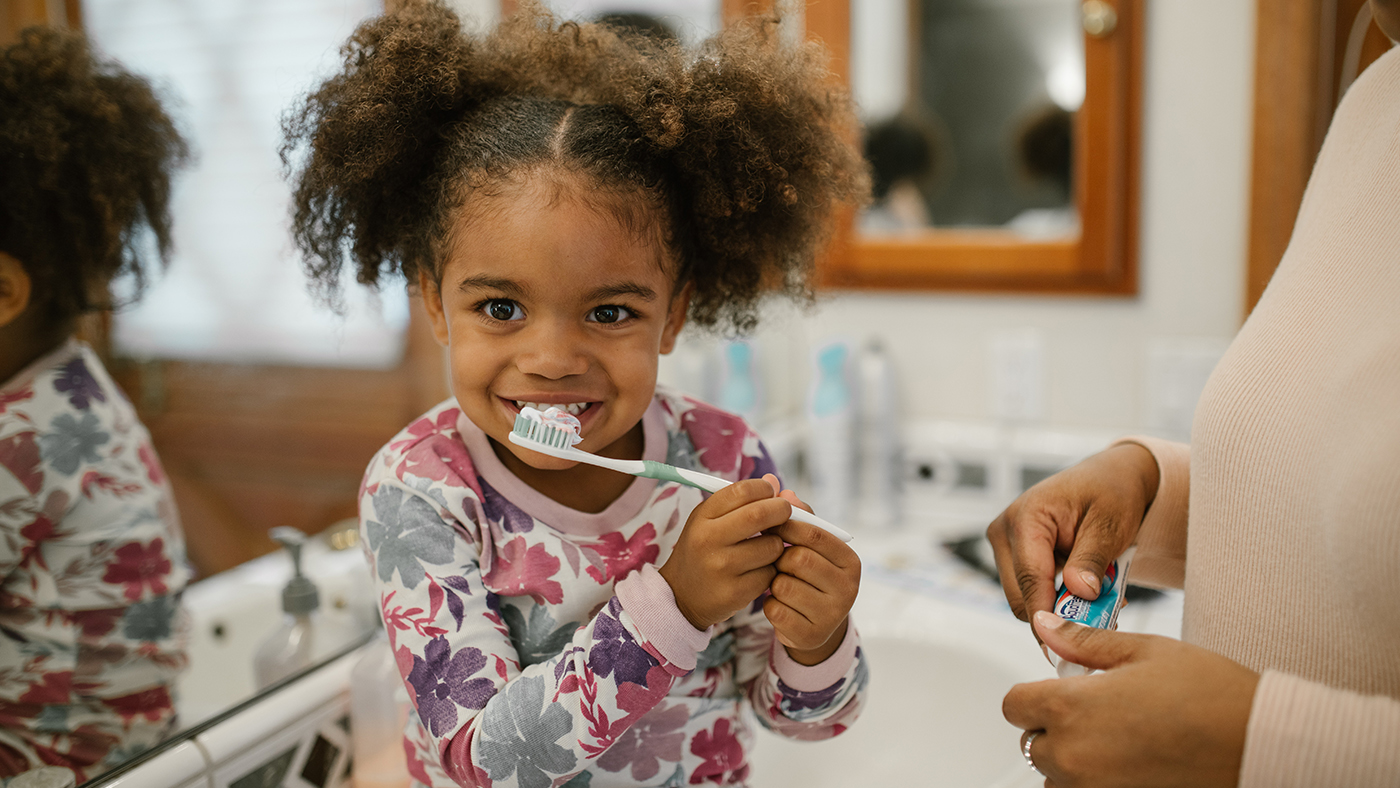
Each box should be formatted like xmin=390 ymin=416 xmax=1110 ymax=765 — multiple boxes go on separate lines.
xmin=499 ymin=397 xmax=600 ymax=425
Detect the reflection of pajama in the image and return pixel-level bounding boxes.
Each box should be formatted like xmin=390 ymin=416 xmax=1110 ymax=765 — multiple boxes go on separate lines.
xmin=0 ymin=340 xmax=189 ymax=780
xmin=359 ymin=388 xmax=865 ymax=788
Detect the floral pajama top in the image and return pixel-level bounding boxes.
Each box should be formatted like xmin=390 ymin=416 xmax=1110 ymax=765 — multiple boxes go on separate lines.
xmin=359 ymin=388 xmax=866 ymax=788
xmin=0 ymin=340 xmax=190 ymax=780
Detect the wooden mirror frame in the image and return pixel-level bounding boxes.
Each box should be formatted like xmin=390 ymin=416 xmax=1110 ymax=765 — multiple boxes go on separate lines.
xmin=804 ymin=0 xmax=1144 ymax=295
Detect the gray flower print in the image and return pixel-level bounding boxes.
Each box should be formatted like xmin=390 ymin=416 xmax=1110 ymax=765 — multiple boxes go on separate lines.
xmin=38 ymin=412 xmax=109 ymax=475
xmin=478 ymin=674 xmax=577 ymax=788
xmin=365 ymin=485 xmax=455 ymax=588
xmin=694 ymin=631 xmax=735 ymax=672
xmin=121 ymin=595 xmax=178 ymax=641
xmin=502 ymin=602 xmax=578 ymax=667
xmin=664 ymin=432 xmax=698 ymax=471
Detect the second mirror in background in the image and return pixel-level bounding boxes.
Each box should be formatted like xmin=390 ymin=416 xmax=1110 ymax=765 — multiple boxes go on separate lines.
xmin=854 ymin=0 xmax=1084 ymax=237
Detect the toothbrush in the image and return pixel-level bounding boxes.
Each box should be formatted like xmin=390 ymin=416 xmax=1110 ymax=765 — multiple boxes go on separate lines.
xmin=509 ymin=407 xmax=853 ymax=543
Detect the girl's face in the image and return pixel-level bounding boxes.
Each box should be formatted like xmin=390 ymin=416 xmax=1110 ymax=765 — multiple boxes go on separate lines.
xmin=422 ymin=175 xmax=688 ymax=473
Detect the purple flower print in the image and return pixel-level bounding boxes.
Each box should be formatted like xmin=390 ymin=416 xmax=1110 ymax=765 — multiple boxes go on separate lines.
xmin=596 ymin=702 xmax=687 ymax=780
xmin=589 ymin=598 xmax=660 ymax=686
xmin=776 ymin=676 xmax=845 ymax=713
xmin=739 ymin=443 xmax=778 ymax=484
xmin=406 ymin=637 xmax=495 ymax=737
xmin=53 ymin=358 xmax=105 ymax=410
xmin=480 ymin=477 xmax=534 ymax=533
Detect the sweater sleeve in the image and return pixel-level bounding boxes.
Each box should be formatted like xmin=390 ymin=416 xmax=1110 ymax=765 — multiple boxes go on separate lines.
xmin=1110 ymin=436 xmax=1190 ymax=589
xmin=1239 ymin=671 xmax=1400 ymax=787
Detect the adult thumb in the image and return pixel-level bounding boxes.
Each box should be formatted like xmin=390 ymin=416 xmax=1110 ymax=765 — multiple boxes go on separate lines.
xmin=1061 ymin=511 xmax=1133 ymax=600
xmin=1033 ymin=611 xmax=1150 ymax=672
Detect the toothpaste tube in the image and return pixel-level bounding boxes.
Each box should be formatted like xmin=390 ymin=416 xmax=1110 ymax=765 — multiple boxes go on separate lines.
xmin=1047 ymin=546 xmax=1136 ymax=677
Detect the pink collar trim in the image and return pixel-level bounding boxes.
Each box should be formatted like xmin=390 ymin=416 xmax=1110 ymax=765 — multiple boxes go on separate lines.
xmin=456 ymin=400 xmax=668 ymax=537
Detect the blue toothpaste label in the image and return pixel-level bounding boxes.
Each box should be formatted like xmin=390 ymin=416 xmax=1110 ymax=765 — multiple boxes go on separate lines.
xmin=1047 ymin=547 xmax=1136 ymax=676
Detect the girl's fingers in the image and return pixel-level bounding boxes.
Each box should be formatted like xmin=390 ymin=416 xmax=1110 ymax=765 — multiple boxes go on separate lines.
xmin=726 ymin=532 xmax=786 ymax=572
xmin=709 ymin=496 xmax=793 ymax=543
xmin=773 ymin=544 xmax=848 ymax=593
xmin=704 ymin=477 xmax=779 ymax=518
xmin=772 ymin=519 xmax=858 ymax=569
xmin=769 ymin=570 xmax=827 ymax=617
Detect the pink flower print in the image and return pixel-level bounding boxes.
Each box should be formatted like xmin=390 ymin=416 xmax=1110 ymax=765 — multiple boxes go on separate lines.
xmin=138 ymin=443 xmax=165 ymax=484
xmin=399 ymin=436 xmax=477 ymax=490
xmin=0 ymin=387 xmax=32 ymax=416
xmin=483 ymin=536 xmax=563 ymax=605
xmin=596 ymin=701 xmax=688 ymax=781
xmin=688 ymin=718 xmax=748 ymax=784
xmin=681 ymin=404 xmax=745 ymax=476
xmin=101 ymin=539 xmax=172 ymax=601
xmin=389 ymin=409 xmax=462 ymax=452
xmin=101 ymin=686 xmax=175 ymax=723
xmin=0 ymin=431 xmax=42 ymax=494
xmin=19 ymin=672 xmax=72 ymax=705
xmin=585 ymin=523 xmax=659 ymax=584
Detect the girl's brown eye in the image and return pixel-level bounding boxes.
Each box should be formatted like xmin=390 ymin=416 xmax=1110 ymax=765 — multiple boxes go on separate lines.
xmin=485 ymin=299 xmax=522 ymax=321
xmin=588 ymin=305 xmax=631 ymax=324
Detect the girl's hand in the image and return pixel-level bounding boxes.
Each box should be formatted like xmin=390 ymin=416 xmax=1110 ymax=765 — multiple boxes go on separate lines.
xmin=1005 ymin=612 xmax=1259 ymax=788
xmin=659 ymin=477 xmax=789 ymax=631
xmin=986 ymin=443 xmax=1160 ymax=631
xmin=765 ymin=486 xmax=861 ymax=666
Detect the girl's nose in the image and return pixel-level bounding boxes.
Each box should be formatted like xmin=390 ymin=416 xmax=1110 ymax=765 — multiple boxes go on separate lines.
xmin=514 ymin=320 xmax=589 ymax=379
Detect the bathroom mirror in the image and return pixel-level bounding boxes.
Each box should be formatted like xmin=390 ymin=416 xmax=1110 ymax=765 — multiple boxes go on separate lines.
xmin=806 ymin=0 xmax=1143 ymax=294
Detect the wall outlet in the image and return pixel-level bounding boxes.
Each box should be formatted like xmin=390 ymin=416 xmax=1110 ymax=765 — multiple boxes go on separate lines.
xmin=989 ymin=329 xmax=1046 ymax=424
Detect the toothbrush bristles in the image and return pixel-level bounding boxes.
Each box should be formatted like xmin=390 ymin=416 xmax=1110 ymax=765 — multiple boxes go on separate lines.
xmin=512 ymin=413 xmax=574 ymax=449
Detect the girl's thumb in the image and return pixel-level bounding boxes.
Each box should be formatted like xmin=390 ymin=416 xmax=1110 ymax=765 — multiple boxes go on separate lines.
xmin=1034 ymin=610 xmax=1148 ymax=672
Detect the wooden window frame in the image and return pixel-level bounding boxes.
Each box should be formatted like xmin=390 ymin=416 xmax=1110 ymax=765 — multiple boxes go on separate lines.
xmin=805 ymin=0 xmax=1144 ymax=295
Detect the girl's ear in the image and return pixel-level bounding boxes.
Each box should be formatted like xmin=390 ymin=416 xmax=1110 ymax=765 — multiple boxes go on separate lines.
xmin=418 ymin=269 xmax=450 ymax=347
xmin=0 ymin=252 xmax=33 ymax=329
xmin=659 ymin=282 xmax=692 ymax=355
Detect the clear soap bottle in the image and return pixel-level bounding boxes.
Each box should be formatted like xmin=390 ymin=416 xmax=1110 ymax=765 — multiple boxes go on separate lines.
xmin=253 ymin=527 xmax=321 ymax=688
xmin=351 ymin=634 xmax=412 ymax=788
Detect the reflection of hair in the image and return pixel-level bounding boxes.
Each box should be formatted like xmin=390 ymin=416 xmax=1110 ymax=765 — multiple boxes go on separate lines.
xmin=1017 ymin=105 xmax=1072 ymax=188
xmin=864 ymin=116 xmax=935 ymax=201
xmin=282 ymin=0 xmax=868 ymax=332
xmin=0 ymin=27 xmax=188 ymax=327
xmin=593 ymin=11 xmax=678 ymax=44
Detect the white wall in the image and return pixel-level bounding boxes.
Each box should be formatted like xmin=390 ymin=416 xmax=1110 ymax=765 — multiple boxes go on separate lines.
xmin=665 ymin=0 xmax=1257 ymax=436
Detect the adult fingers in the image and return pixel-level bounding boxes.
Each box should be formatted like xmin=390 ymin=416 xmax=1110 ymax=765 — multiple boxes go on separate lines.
xmin=987 ymin=510 xmax=1030 ymax=615
xmin=1002 ymin=678 xmax=1059 ymax=732
xmin=1059 ymin=503 xmax=1134 ymax=600
xmin=1033 ymin=611 xmax=1154 ymax=672
xmin=1004 ymin=511 xmax=1061 ymax=623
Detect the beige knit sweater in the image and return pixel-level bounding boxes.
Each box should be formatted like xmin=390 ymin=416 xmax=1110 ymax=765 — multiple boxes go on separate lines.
xmin=1120 ymin=46 xmax=1400 ymax=787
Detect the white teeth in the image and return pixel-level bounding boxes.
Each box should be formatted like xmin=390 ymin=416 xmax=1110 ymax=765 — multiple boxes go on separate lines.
xmin=515 ymin=400 xmax=590 ymax=415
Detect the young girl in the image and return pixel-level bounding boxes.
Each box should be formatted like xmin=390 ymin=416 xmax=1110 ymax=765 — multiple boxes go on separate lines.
xmin=0 ymin=28 xmax=190 ymax=779
xmin=284 ymin=3 xmax=869 ymax=785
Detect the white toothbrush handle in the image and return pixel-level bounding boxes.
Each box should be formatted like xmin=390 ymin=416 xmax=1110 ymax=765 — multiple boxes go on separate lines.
xmin=670 ymin=468 xmax=854 ymax=543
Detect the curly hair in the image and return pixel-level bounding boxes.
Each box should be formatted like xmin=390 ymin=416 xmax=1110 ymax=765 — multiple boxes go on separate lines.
xmin=0 ymin=26 xmax=188 ymax=328
xmin=282 ymin=0 xmax=868 ymax=332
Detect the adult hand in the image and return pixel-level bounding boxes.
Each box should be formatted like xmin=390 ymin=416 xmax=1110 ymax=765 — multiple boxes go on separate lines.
xmin=986 ymin=443 xmax=1160 ymax=629
xmin=764 ymin=483 xmax=861 ymax=666
xmin=659 ymin=476 xmax=788 ymax=631
xmin=1005 ymin=612 xmax=1258 ymax=788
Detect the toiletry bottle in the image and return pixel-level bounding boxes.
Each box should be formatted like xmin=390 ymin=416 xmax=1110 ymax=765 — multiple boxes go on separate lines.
xmin=715 ymin=339 xmax=763 ymax=424
xmin=857 ymin=339 xmax=902 ymax=529
xmin=351 ymin=633 xmax=411 ymax=788
xmin=806 ymin=340 xmax=856 ymax=526
xmin=253 ymin=526 xmax=321 ymax=688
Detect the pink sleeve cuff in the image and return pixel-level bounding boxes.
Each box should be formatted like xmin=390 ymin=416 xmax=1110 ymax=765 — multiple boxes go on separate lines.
xmin=613 ymin=564 xmax=714 ymax=674
xmin=1110 ymin=435 xmax=1190 ymax=590
xmin=770 ymin=622 xmax=859 ymax=692
xmin=1240 ymin=671 xmax=1400 ymax=787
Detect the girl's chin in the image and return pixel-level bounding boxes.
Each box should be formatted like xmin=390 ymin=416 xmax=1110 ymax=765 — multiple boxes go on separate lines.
xmin=509 ymin=444 xmax=581 ymax=472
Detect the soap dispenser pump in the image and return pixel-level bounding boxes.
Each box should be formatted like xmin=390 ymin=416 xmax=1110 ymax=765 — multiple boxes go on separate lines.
xmin=254 ymin=526 xmax=321 ymax=688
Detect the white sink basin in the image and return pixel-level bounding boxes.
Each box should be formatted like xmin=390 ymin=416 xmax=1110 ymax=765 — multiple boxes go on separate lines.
xmin=747 ymin=578 xmax=1052 ymax=788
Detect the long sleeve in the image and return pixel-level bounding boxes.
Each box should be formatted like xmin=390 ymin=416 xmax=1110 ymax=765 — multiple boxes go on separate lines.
xmin=1239 ymin=672 xmax=1400 ymax=787
xmin=1110 ymin=436 xmax=1189 ymax=590
xmin=362 ymin=478 xmax=699 ymax=788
